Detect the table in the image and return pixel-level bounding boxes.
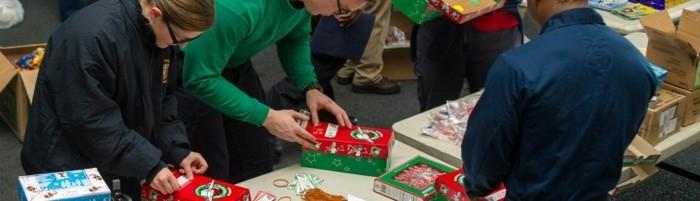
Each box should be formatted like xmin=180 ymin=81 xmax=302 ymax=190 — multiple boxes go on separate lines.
xmin=239 ymin=141 xmax=455 ymax=201
xmin=519 ymin=0 xmax=700 ymax=34
xmin=391 ymin=92 xmax=481 ymax=168
xmin=392 ymin=69 xmax=700 ymax=184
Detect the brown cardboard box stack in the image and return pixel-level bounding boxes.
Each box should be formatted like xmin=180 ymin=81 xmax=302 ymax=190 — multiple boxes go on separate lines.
xmin=0 ymin=44 xmax=45 ymax=142
xmin=635 ymin=10 xmax=700 ymax=146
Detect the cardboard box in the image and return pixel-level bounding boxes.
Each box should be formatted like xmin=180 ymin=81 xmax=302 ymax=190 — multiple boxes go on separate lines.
xmin=434 ymin=169 xmax=507 ymax=201
xmin=623 ymin=136 xmax=661 ymax=166
xmin=373 ymin=156 xmax=456 ymax=201
xmin=428 ymin=0 xmax=506 ymax=24
xmin=393 ymin=0 xmax=443 ymax=24
xmin=637 ymin=89 xmax=687 ymax=145
xmin=0 ymin=44 xmax=45 ymax=142
xmin=141 ymin=169 xmax=251 ymax=201
xmin=17 ymin=168 xmax=111 ymax=201
xmin=640 ymin=10 xmax=700 ymax=91
xmin=663 ymin=83 xmax=700 ymax=126
xmin=616 ymin=165 xmax=658 ymax=190
xmin=301 ymin=122 xmax=394 ymax=176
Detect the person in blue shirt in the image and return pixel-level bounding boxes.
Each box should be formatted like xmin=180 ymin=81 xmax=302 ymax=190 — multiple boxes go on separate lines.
xmin=460 ymin=0 xmax=657 ymax=200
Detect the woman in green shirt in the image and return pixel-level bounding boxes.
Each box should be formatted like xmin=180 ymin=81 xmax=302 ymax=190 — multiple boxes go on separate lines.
xmin=178 ymin=0 xmax=367 ymax=182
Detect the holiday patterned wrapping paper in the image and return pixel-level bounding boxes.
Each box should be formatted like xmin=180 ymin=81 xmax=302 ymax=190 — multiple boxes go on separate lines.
xmin=17 ymin=168 xmax=111 ymax=201
xmin=141 ymin=169 xmax=251 ymax=201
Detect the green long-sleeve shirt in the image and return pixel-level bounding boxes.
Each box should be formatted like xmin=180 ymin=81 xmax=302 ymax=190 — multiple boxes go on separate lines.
xmin=183 ymin=0 xmax=317 ymax=126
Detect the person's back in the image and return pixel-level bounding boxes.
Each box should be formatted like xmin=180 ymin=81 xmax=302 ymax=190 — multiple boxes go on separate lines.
xmin=461 ymin=8 xmax=657 ymax=201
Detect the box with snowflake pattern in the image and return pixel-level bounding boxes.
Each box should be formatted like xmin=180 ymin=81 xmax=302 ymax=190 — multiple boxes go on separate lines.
xmin=300 ymin=121 xmax=394 ymax=176
xmin=304 ymin=122 xmax=394 ymax=159
xmin=434 ymin=169 xmax=507 ymax=201
xmin=17 ymin=168 xmax=111 ymax=201
xmin=301 ymin=150 xmax=390 ymax=177
xmin=141 ymin=168 xmax=251 ymax=201
xmin=373 ymin=156 xmax=456 ymax=201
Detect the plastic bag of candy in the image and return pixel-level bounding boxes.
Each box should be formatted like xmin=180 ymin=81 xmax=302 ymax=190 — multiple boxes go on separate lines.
xmin=385 ymin=26 xmax=408 ymax=48
xmin=15 ymin=47 xmax=45 ymax=71
xmin=421 ymin=92 xmax=481 ymax=145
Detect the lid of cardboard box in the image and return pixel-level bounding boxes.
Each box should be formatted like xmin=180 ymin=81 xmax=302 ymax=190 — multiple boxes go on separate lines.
xmin=19 ymin=70 xmax=39 ymax=103
xmin=626 ymin=135 xmax=661 ymax=159
xmin=0 ymin=50 xmax=18 ymax=92
xmin=677 ymin=10 xmax=700 ymax=54
xmin=640 ymin=11 xmax=698 ymax=55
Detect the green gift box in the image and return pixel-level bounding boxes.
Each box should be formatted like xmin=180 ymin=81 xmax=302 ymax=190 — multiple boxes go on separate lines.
xmin=393 ymin=0 xmax=443 ymax=24
xmin=373 ymin=156 xmax=456 ymax=201
xmin=301 ymin=150 xmax=390 ymax=177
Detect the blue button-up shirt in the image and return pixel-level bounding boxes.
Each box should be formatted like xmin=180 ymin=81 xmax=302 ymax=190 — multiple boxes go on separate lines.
xmin=461 ymin=8 xmax=656 ymax=201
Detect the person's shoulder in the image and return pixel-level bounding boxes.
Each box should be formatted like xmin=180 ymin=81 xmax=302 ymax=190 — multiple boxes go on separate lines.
xmin=53 ymin=0 xmax=127 ymax=44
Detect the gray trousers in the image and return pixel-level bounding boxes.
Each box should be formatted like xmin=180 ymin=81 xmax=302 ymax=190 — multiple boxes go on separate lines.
xmin=414 ymin=16 xmax=522 ymax=111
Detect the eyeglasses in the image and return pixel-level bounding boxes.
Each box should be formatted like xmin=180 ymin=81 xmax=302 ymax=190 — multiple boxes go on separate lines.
xmin=163 ymin=16 xmax=180 ymax=46
xmin=163 ymin=16 xmax=200 ymax=47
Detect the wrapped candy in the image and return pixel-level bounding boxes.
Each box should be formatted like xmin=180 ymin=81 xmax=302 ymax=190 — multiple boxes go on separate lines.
xmin=393 ymin=164 xmax=447 ymax=190
xmin=422 ymin=92 xmax=481 ymax=145
xmin=374 ymin=156 xmax=456 ymax=201
xmin=288 ymin=173 xmax=324 ymax=196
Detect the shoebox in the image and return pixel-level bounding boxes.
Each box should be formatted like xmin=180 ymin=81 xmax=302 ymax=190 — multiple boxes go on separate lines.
xmin=393 ymin=0 xmax=443 ymax=24
xmin=373 ymin=156 xmax=456 ymax=201
xmin=301 ymin=121 xmax=395 ymax=176
xmin=141 ymin=169 xmax=251 ymax=201
xmin=434 ymin=169 xmax=507 ymax=201
xmin=663 ymin=83 xmax=700 ymax=126
xmin=640 ymin=10 xmax=700 ymax=91
xmin=427 ymin=0 xmax=506 ymax=24
xmin=623 ymin=135 xmax=661 ymax=166
xmin=17 ymin=168 xmax=111 ymax=201
xmin=637 ymin=89 xmax=687 ymax=145
xmin=0 ymin=44 xmax=45 ymax=142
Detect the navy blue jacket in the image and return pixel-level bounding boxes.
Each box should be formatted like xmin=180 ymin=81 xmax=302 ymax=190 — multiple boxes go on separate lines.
xmin=461 ymin=8 xmax=656 ymax=201
xmin=22 ymin=0 xmax=189 ymax=181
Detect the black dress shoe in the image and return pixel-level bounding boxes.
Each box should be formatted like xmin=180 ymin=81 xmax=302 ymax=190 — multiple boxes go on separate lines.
xmin=351 ymin=78 xmax=401 ymax=95
xmin=336 ymin=74 xmax=353 ymax=85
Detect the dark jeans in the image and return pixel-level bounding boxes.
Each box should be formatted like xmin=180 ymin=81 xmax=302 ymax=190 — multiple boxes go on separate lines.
xmin=176 ymin=60 xmax=273 ymax=183
xmin=414 ymin=17 xmax=521 ymax=111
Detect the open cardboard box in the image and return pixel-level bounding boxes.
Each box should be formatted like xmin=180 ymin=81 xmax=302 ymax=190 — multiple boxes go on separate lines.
xmin=640 ymin=10 xmax=700 ymax=91
xmin=0 ymin=44 xmax=45 ymax=142
xmin=624 ymin=135 xmax=661 ymax=166
xmin=617 ymin=165 xmax=659 ymax=190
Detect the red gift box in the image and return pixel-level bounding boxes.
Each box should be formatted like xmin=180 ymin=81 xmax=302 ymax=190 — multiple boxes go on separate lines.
xmin=305 ymin=122 xmax=394 ymax=159
xmin=435 ymin=169 xmax=506 ymax=201
xmin=141 ymin=169 xmax=251 ymax=201
xmin=427 ymin=0 xmax=506 ymax=24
